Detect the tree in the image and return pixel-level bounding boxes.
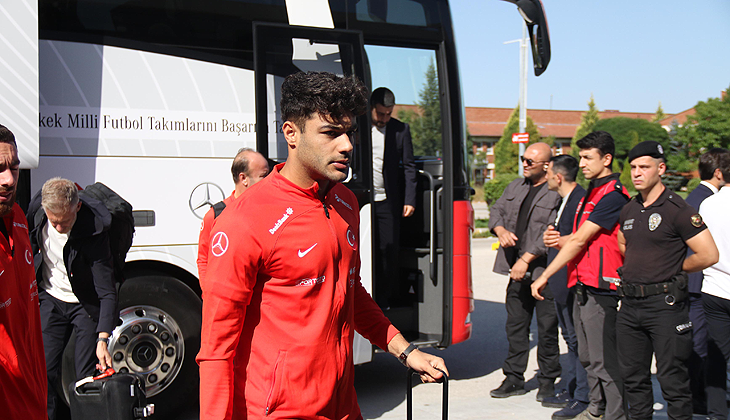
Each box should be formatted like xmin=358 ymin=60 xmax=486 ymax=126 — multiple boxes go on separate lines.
xmin=666 ymin=120 xmax=694 ymax=173
xmin=494 ymin=105 xmax=542 ymax=175
xmin=673 ymin=86 xmax=730 ymax=155
xmin=543 ymin=134 xmax=556 ymax=148
xmin=652 ymin=102 xmax=667 ymax=123
xmin=409 ymin=61 xmax=442 ymax=156
xmin=570 ymin=94 xmax=600 ymax=157
xmin=591 ymin=117 xmax=670 ymax=162
xmin=620 ymin=158 xmax=634 ymax=193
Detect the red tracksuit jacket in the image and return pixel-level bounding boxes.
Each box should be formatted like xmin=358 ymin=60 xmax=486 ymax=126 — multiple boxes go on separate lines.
xmin=0 ymin=204 xmax=47 ymax=420
xmin=197 ymin=164 xmax=399 ymax=420
xmin=197 ymin=192 xmax=235 ymax=283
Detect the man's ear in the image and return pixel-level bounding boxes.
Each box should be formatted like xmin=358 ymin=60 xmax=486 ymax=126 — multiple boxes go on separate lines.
xmin=603 ymin=153 xmax=613 ymax=168
xmin=238 ymin=172 xmax=248 ymax=187
xmin=714 ymin=168 xmax=724 ymax=182
xmin=282 ymin=121 xmax=298 ymax=148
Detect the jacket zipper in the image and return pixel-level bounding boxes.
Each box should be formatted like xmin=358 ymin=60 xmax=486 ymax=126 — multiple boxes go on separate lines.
xmin=265 ymin=352 xmax=285 ymax=416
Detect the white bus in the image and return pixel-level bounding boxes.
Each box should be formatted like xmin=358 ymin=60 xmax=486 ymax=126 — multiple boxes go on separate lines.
xmin=3 ymin=0 xmax=550 ymax=417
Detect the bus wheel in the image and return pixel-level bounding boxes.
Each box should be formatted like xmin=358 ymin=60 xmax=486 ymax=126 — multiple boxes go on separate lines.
xmin=113 ymin=275 xmax=202 ymax=417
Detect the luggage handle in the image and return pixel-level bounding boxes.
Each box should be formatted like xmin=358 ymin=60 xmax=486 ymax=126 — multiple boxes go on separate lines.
xmin=73 ymin=367 xmax=117 ymax=395
xmin=406 ymin=368 xmax=448 ymax=420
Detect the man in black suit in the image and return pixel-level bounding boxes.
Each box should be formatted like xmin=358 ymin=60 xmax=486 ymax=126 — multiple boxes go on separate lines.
xmin=370 ymin=87 xmax=417 ymax=307
xmin=684 ymin=147 xmax=729 ymax=415
xmin=541 ymin=155 xmax=589 ymax=420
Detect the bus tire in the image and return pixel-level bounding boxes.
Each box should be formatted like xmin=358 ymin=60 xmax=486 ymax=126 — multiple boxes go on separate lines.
xmin=113 ymin=275 xmax=202 ymax=418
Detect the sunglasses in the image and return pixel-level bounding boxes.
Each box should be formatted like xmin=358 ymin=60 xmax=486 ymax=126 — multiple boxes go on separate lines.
xmin=520 ymin=156 xmax=548 ymax=167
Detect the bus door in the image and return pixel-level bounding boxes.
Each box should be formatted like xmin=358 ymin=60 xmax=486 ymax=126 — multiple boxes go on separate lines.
xmin=252 ymin=23 xmax=376 ymax=363
xmin=364 ymin=45 xmax=455 ymax=348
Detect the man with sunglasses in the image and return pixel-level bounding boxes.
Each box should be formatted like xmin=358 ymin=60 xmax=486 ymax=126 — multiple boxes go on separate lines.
xmin=489 ymin=142 xmax=562 ymax=402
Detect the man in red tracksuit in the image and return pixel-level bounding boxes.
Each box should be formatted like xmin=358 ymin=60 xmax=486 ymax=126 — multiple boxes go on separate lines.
xmin=0 ymin=124 xmax=47 ymax=420
xmin=196 ymin=72 xmax=448 ymax=420
xmin=196 ymin=148 xmax=269 ymax=283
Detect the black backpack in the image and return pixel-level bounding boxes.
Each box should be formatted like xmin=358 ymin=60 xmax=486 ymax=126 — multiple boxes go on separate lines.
xmin=80 ymin=183 xmax=134 ymax=283
xmin=212 ymin=201 xmax=226 ymax=218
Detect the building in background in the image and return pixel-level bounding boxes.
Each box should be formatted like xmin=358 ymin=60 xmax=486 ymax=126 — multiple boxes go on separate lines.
xmin=395 ymin=104 xmax=700 ymax=184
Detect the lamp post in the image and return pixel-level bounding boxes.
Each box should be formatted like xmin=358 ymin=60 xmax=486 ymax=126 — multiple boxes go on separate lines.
xmin=504 ymin=21 xmax=529 ymax=175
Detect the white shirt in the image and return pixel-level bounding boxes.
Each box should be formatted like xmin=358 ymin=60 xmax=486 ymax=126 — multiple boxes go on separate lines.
xmin=40 ymin=221 xmax=79 ymax=303
xmin=371 ymin=125 xmax=387 ymax=202
xmin=700 ymin=186 xmax=730 ymax=300
xmin=554 ymin=194 xmax=569 ymax=225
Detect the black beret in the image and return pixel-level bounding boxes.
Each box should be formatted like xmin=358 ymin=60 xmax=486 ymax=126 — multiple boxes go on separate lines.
xmin=628 ymin=141 xmax=665 ymax=163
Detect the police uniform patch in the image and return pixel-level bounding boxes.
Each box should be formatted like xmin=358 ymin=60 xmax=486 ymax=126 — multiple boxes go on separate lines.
xmin=648 ymin=213 xmax=662 ymax=231
xmin=691 ymin=213 xmax=703 ymax=228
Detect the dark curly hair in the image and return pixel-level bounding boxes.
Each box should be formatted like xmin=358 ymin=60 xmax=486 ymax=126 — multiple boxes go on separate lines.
xmin=281 ymin=72 xmax=368 ymax=131
xmin=0 ymin=124 xmax=17 ymax=148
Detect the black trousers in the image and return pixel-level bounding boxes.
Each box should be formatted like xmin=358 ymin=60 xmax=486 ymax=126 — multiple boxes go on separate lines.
xmin=703 ymin=292 xmax=730 ymax=420
xmin=686 ymin=292 xmax=708 ymax=413
xmin=40 ymin=290 xmax=99 ymax=420
xmin=374 ymin=199 xmax=401 ymax=307
xmin=616 ymin=294 xmax=693 ymax=420
xmin=503 ymin=278 xmax=560 ymax=387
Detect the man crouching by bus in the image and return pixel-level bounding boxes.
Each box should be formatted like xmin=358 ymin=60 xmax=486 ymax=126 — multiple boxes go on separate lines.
xmin=27 ymin=177 xmax=117 ymax=420
xmin=197 ymin=71 xmax=447 ymax=420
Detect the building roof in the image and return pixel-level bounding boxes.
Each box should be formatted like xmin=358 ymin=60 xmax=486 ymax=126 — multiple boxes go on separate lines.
xmin=658 ymin=107 xmax=696 ymax=127
xmin=393 ymin=103 xmax=712 ymax=141
xmin=464 ymin=107 xmax=657 ymax=139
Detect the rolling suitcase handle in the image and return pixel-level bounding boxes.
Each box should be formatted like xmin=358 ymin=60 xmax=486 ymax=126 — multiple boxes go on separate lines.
xmin=406 ymin=368 xmax=448 ymax=420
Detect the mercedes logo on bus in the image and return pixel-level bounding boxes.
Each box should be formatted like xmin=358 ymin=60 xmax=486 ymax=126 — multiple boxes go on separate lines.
xmin=189 ymin=182 xmax=226 ymax=219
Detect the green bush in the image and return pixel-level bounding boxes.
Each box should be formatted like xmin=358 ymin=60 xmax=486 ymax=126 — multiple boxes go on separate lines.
xmin=475 ymin=218 xmax=489 ymax=229
xmin=686 ymin=177 xmax=700 ymax=193
xmin=483 ymin=174 xmax=520 ymax=209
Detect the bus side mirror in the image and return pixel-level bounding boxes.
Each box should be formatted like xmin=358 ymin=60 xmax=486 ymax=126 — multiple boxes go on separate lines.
xmin=501 ymin=0 xmax=551 ymax=76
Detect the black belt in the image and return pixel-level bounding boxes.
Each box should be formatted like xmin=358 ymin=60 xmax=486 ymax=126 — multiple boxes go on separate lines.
xmin=617 ymin=281 xmax=672 ymax=298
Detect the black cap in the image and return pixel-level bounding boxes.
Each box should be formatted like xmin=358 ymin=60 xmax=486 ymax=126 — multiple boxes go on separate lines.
xmin=628 ymin=141 xmax=665 ymax=163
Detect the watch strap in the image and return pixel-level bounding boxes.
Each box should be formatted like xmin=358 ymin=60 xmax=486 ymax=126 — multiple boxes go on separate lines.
xmin=398 ymin=343 xmax=417 ymax=366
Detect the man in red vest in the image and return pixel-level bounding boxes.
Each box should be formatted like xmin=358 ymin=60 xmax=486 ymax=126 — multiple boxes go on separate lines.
xmin=0 ymin=124 xmax=47 ymax=420
xmin=532 ymin=131 xmax=629 ymax=420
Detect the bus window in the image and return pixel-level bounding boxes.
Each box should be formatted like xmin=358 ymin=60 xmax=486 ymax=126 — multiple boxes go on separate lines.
xmin=355 ymin=0 xmax=428 ymax=26
xmin=253 ymin=24 xmax=370 ymax=194
xmin=365 ymin=45 xmax=442 ymax=157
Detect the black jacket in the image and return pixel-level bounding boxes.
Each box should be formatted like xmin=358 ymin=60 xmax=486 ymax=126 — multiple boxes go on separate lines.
xmin=547 ymin=184 xmax=586 ymax=305
xmin=27 ymin=192 xmax=118 ymax=333
xmin=383 ymin=118 xmax=417 ymax=209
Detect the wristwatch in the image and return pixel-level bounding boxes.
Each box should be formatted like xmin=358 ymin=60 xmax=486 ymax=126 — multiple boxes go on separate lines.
xmin=398 ymin=343 xmax=417 ymax=366
xmin=96 ymin=337 xmax=109 ymax=345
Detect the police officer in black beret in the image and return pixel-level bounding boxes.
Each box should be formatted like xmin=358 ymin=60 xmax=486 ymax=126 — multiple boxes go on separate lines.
xmin=616 ymin=141 xmax=719 ymax=420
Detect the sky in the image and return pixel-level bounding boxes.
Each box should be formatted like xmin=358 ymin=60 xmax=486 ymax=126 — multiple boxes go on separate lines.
xmin=447 ymin=0 xmax=730 ymax=114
